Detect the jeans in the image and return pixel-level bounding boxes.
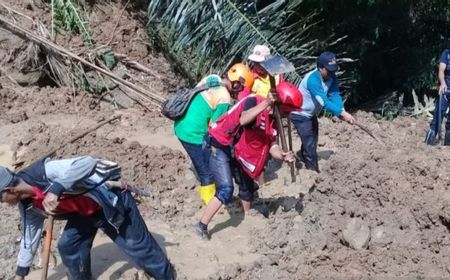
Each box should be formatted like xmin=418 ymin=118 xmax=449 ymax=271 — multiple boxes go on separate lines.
xmin=290 ymin=113 xmax=319 ymax=172
xmin=203 ymin=135 xmax=257 ymax=204
xmin=57 ymin=191 xmax=175 ymax=280
xmin=180 ymin=140 xmax=214 ymax=185
xmin=429 ymin=91 xmax=450 ymax=134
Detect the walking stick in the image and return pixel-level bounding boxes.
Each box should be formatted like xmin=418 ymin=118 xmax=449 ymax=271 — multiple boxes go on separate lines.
xmin=41 ymin=215 xmax=54 ymax=280
xmin=286 ymin=118 xmax=297 ymax=177
xmin=436 ymin=94 xmax=443 ymax=143
xmin=259 ymin=55 xmax=297 ymax=183
xmin=271 ymin=76 xmax=296 ymax=183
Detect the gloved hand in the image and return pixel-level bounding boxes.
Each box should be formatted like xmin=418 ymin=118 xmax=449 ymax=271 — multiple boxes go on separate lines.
xmin=198 ymin=184 xmax=216 ymax=205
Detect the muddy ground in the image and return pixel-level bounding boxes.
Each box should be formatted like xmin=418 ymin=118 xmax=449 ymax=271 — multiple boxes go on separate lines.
xmin=0 ymin=1 xmax=450 ymax=280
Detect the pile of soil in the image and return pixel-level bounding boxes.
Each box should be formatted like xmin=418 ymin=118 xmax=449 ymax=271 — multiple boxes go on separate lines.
xmin=1 ymin=1 xmax=450 ymax=280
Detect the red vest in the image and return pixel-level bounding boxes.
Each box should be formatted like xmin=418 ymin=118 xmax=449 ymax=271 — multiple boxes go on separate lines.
xmin=209 ymin=95 xmax=276 ymax=179
xmin=32 ymin=187 xmax=101 ymax=216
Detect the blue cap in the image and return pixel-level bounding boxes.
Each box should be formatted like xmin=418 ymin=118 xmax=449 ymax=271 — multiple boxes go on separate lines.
xmin=0 ymin=166 xmax=14 ymax=193
xmin=317 ymin=51 xmax=339 ymax=72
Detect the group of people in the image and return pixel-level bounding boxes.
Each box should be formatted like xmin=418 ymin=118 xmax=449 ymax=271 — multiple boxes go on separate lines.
xmin=173 ymin=45 xmax=355 ymax=240
xmin=5 ymin=39 xmax=448 ymax=279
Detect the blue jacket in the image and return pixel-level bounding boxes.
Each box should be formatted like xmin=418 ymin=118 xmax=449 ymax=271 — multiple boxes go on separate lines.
xmin=293 ymin=69 xmax=344 ymax=118
xmin=15 ymin=156 xmax=124 ymax=277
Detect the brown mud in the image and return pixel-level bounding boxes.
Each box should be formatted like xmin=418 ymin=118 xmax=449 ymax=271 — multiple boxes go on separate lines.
xmin=0 ymin=1 xmax=449 ymax=280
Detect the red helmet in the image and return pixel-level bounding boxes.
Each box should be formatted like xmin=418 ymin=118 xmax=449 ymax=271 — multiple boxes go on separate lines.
xmin=276 ymin=81 xmax=302 ymax=113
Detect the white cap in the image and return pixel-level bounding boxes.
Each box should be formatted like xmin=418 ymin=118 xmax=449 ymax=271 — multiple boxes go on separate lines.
xmin=248 ymin=45 xmax=271 ymax=62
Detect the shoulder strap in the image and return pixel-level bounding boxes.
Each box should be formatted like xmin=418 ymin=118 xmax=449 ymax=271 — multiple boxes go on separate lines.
xmin=194 ymin=81 xmax=226 ymax=93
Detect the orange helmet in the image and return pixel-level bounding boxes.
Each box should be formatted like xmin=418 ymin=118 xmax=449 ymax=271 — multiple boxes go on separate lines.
xmin=276 ymin=81 xmax=302 ymax=113
xmin=227 ymin=63 xmax=254 ymax=88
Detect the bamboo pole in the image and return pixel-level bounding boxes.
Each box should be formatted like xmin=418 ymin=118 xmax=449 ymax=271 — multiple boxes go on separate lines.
xmin=41 ymin=215 xmax=54 ymax=280
xmin=0 ymin=15 xmax=164 ymax=107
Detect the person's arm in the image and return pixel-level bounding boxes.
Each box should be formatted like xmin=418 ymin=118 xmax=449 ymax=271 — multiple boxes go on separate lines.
xmin=239 ymin=95 xmax=274 ymax=126
xmin=307 ymin=73 xmax=343 ymax=117
xmin=309 ymin=74 xmax=355 ymax=124
xmin=16 ymin=204 xmax=45 ymax=278
xmin=43 ymin=156 xmax=97 ymax=213
xmin=438 ymin=63 xmax=447 ymax=95
xmin=45 ymin=156 xmax=97 ymax=197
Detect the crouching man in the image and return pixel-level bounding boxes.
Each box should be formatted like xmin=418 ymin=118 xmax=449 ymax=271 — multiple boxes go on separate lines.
xmin=0 ymin=156 xmax=175 ymax=280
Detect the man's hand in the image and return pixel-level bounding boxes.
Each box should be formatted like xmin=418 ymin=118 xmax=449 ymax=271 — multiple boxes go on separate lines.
xmin=267 ymin=91 xmax=277 ymax=105
xmin=340 ymin=111 xmax=355 ymax=125
xmin=439 ymin=83 xmax=447 ymax=95
xmin=282 ymin=151 xmax=295 ymax=163
xmin=43 ymin=192 xmax=59 ymax=214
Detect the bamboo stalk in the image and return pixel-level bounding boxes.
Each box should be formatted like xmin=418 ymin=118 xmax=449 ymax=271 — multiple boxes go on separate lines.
xmin=0 ymin=15 xmax=165 ymax=106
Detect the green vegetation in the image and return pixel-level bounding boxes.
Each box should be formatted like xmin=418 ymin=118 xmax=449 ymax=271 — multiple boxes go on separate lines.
xmin=51 ymin=0 xmax=94 ymax=46
xmin=147 ymin=0 xmax=449 ymax=111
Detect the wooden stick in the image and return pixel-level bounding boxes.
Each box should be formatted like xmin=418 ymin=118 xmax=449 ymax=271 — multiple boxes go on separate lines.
xmin=0 ymin=16 xmax=165 ymax=105
xmin=116 ymin=54 xmax=162 ymax=79
xmin=41 ymin=215 xmax=54 ymax=280
xmin=270 ymin=76 xmax=296 ymax=183
xmin=354 ymin=122 xmax=385 ymax=146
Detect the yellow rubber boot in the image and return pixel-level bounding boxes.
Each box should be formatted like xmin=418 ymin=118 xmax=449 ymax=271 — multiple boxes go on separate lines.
xmin=198 ymin=184 xmax=216 ymax=205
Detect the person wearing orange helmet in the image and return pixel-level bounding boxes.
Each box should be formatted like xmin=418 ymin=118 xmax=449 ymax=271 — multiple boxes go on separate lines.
xmin=195 ymin=82 xmax=301 ymax=240
xmin=174 ymin=64 xmax=253 ymax=205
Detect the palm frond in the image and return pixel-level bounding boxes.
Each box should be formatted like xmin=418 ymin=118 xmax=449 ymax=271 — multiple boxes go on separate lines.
xmin=147 ymin=0 xmax=349 ymax=86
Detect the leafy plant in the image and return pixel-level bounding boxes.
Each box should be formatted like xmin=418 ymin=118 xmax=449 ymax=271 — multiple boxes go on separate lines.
xmin=51 ymin=0 xmax=94 ymax=46
xmin=147 ymin=0 xmax=350 ymax=86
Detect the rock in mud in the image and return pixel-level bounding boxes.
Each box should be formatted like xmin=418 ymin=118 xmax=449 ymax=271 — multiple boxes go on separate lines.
xmin=342 ymin=218 xmax=370 ymax=250
xmin=370 ymin=225 xmax=393 ymax=247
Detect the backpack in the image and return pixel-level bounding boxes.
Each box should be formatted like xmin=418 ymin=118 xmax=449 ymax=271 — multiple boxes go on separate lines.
xmin=161 ymin=81 xmax=225 ymax=120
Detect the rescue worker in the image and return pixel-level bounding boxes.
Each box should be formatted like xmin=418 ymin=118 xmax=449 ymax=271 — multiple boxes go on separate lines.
xmin=425 ymin=38 xmax=450 ymax=145
xmin=196 ymin=81 xmax=301 ymax=240
xmin=0 ymin=156 xmax=175 ymax=280
xmin=290 ymin=51 xmax=355 ymax=173
xmin=238 ymin=44 xmax=283 ymax=100
xmin=174 ymin=64 xmax=254 ymax=205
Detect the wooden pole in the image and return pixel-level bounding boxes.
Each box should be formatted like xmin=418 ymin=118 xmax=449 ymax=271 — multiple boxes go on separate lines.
xmin=41 ymin=215 xmax=54 ymax=280
xmin=0 ymin=16 xmax=164 ymax=107
xmin=270 ymin=76 xmax=296 ymax=183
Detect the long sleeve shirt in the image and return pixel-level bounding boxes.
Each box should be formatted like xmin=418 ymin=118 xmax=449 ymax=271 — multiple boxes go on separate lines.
xmin=293 ymin=69 xmax=344 ymax=118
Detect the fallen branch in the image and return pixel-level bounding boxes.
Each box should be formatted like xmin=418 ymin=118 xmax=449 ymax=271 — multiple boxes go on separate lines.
xmin=0 ymin=15 xmax=165 ymax=106
xmin=115 ymin=53 xmax=162 ymax=79
xmin=13 ymin=115 xmax=121 ymax=170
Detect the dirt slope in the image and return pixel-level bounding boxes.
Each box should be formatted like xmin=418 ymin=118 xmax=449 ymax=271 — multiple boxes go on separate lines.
xmin=1 ymin=1 xmax=450 ymax=280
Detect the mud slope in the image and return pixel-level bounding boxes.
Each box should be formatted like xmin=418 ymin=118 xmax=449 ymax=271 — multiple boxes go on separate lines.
xmin=1 ymin=1 xmax=450 ymax=280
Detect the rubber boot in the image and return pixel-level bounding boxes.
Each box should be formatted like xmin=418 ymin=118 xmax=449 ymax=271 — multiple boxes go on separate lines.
xmin=444 ymin=130 xmax=450 ymax=146
xmin=198 ymin=184 xmax=216 ymax=205
xmin=424 ymin=129 xmax=437 ymax=145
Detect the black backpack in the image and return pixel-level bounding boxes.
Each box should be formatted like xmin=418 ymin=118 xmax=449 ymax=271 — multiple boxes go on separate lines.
xmin=161 ymin=81 xmax=225 ymax=120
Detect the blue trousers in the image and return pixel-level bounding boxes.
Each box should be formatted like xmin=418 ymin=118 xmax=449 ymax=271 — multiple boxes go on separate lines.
xmin=290 ymin=114 xmax=320 ymax=172
xmin=203 ymin=135 xmax=257 ymax=204
xmin=57 ymin=191 xmax=175 ymax=280
xmin=429 ymin=91 xmax=450 ymax=133
xmin=180 ymin=139 xmax=214 ymax=185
